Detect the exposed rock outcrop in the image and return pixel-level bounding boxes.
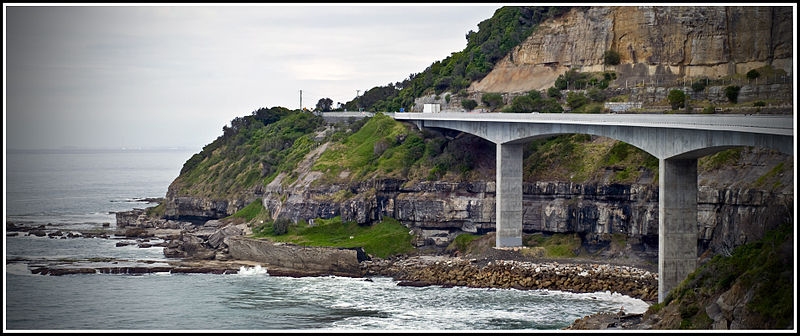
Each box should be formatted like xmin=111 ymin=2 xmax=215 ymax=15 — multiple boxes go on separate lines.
xmin=226 ymin=236 xmax=367 ymax=276
xmin=471 ymin=6 xmax=793 ymax=93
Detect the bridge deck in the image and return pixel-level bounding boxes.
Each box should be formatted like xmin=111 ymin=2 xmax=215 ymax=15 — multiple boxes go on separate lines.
xmin=393 ymin=112 xmax=794 ymax=136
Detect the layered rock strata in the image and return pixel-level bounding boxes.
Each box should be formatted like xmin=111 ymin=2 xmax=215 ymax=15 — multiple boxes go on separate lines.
xmin=472 ymin=6 xmax=793 ymax=93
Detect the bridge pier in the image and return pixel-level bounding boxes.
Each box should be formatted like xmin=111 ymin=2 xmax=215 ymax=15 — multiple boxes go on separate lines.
xmin=496 ymin=142 xmax=523 ymax=247
xmin=658 ymin=158 xmax=698 ymax=302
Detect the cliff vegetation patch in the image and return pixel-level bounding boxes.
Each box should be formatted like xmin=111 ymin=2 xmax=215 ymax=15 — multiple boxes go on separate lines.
xmin=252 ymin=216 xmax=415 ymax=259
xmin=523 ymin=134 xmax=658 ymax=184
xmin=171 ymin=108 xmax=324 ymax=199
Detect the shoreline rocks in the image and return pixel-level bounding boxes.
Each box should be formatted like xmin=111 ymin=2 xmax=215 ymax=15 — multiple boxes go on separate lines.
xmin=362 ymin=255 xmax=658 ymax=302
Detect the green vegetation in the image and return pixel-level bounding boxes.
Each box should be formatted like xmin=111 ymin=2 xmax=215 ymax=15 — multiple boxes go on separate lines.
xmin=753 ymin=162 xmax=786 ymax=190
xmin=229 ymin=200 xmax=266 ymax=221
xmin=656 ymin=222 xmax=793 ymax=329
xmin=502 ymin=90 xmax=563 ymax=113
xmin=523 ymin=134 xmax=657 ymax=183
xmin=603 ymin=50 xmax=621 ymax=65
xmin=462 ymin=99 xmax=478 ymax=111
xmin=173 ymin=107 xmax=324 ymax=199
xmin=547 ymin=86 xmax=562 ymax=99
xmin=724 ymin=85 xmax=741 ymax=103
xmin=691 ymin=78 xmax=708 ymax=92
xmin=523 ymin=233 xmax=582 ymax=258
xmin=314 ymin=113 xmax=491 ymax=184
xmin=699 ymin=148 xmax=743 ymax=171
xmin=481 ymin=92 xmax=504 ymax=110
xmin=446 ymin=233 xmax=482 ymax=254
xmin=313 ymin=113 xmax=422 ymax=182
xmin=342 ymin=6 xmax=572 ymax=112
xmin=667 ymin=89 xmax=686 ymax=110
xmin=566 ymin=91 xmax=588 ymax=109
xmin=746 ymin=69 xmax=760 ymax=80
xmin=145 ymin=203 xmax=166 ymax=218
xmin=253 ymin=216 xmax=415 ymax=258
xmin=554 ymin=68 xmax=612 ymax=91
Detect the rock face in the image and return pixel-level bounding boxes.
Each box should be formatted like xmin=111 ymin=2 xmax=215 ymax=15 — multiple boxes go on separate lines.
xmin=226 ymin=236 xmax=366 ymax=275
xmin=471 ymin=6 xmax=793 ymax=93
xmin=162 ymin=195 xmax=257 ymax=222
xmin=261 ymin=177 xmax=790 ymax=261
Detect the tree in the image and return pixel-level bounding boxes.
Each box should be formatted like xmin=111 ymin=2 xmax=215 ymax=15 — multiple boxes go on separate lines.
xmin=586 ymin=87 xmax=605 ymax=102
xmin=691 ymin=79 xmax=708 ymax=92
xmin=547 ymin=86 xmax=562 ymax=99
xmin=725 ymin=86 xmax=741 ymax=103
xmin=603 ymin=50 xmax=621 ymax=65
xmin=481 ymin=92 xmax=504 ymax=110
xmin=315 ymin=98 xmax=333 ymax=112
xmin=566 ymin=92 xmax=588 ymax=109
xmin=746 ymin=69 xmax=760 ymax=80
xmin=462 ymin=99 xmax=478 ymax=111
xmin=667 ymin=89 xmax=686 ymax=110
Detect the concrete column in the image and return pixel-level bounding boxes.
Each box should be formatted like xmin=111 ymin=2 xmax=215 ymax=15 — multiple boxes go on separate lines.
xmin=658 ymin=158 xmax=698 ymax=302
xmin=496 ymin=142 xmax=523 ymax=247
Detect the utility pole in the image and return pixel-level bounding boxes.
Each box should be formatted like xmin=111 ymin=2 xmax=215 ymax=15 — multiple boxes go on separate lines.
xmin=299 ymin=89 xmax=303 ymax=110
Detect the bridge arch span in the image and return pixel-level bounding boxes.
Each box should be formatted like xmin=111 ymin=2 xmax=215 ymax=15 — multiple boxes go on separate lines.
xmin=395 ymin=112 xmax=793 ymax=302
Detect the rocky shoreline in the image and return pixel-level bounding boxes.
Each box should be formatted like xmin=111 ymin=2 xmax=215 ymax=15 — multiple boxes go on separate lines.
xmin=362 ymin=255 xmax=657 ymax=302
xmin=8 ymin=216 xmax=658 ymax=303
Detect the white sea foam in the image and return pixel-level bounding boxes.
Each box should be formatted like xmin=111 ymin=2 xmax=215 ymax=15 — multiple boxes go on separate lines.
xmin=237 ymin=265 xmax=268 ymax=275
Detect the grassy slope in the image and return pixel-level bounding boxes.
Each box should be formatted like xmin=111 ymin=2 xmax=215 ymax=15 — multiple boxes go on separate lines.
xmin=169 ymin=110 xmax=323 ymax=199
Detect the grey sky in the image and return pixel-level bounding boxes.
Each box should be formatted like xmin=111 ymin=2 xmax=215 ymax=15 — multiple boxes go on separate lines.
xmin=4 ymin=4 xmax=501 ymax=150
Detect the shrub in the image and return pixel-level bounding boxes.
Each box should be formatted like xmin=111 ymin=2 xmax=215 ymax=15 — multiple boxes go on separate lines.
xmin=753 ymin=100 xmax=766 ymax=107
xmin=461 ymin=99 xmax=478 ymax=110
xmin=725 ymin=85 xmax=741 ymax=103
xmin=508 ymin=95 xmax=536 ymax=113
xmin=566 ymin=92 xmax=588 ymax=109
xmin=586 ymin=87 xmax=605 ymax=102
xmin=539 ymin=98 xmax=564 ymax=113
xmin=702 ymin=105 xmax=715 ymax=114
xmin=746 ymin=69 xmax=760 ymax=80
xmin=273 ymin=218 xmax=292 ymax=235
xmin=691 ymin=79 xmax=708 ymax=92
xmin=667 ymin=89 xmax=686 ymax=110
xmin=603 ymin=50 xmax=621 ymax=65
xmin=481 ymin=92 xmax=504 ymax=109
xmin=547 ymin=86 xmax=562 ymax=99
xmin=554 ymin=76 xmax=568 ymax=90
xmin=444 ymin=94 xmax=451 ymax=103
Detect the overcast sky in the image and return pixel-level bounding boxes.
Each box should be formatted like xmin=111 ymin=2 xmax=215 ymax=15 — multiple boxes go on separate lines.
xmin=4 ymin=4 xmax=501 ymax=150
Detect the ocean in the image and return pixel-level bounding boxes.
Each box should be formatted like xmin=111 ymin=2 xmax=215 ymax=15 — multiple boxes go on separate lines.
xmin=4 ymin=149 xmax=649 ymax=331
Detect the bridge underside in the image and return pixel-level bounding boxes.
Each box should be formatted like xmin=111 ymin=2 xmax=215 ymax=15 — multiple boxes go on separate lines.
xmin=406 ymin=116 xmax=793 ymax=303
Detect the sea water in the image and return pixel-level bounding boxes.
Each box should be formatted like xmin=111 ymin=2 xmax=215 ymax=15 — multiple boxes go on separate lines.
xmin=4 ymin=149 xmax=649 ymax=331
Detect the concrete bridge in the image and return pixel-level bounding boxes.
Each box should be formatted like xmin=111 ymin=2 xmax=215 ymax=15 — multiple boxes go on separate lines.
xmin=392 ymin=112 xmax=794 ymax=302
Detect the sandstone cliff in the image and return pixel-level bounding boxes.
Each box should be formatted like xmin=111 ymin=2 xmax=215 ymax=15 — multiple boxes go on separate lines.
xmin=471 ymin=6 xmax=793 ymax=93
